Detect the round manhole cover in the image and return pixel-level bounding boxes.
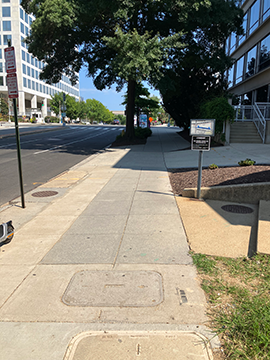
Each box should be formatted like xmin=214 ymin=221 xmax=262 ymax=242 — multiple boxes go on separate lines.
xmin=221 ymin=204 xmax=254 ymax=214
xmin=32 ymin=191 xmax=58 ymax=198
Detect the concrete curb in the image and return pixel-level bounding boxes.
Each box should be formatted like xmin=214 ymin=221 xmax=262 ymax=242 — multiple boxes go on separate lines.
xmin=182 ymin=182 xmax=270 ymax=204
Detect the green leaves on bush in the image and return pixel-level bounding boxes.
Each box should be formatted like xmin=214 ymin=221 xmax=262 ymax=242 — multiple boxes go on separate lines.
xmin=238 ymin=158 xmax=256 ymax=166
xmin=208 ymin=164 xmax=218 ymax=170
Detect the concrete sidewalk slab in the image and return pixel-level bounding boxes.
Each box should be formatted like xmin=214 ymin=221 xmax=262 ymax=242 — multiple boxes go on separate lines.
xmin=176 ymin=197 xmax=258 ymax=257
xmin=257 ymin=200 xmax=270 ymax=254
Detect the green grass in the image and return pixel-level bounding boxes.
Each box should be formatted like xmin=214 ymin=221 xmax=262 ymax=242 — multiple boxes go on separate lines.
xmin=191 ymin=253 xmax=270 ymax=359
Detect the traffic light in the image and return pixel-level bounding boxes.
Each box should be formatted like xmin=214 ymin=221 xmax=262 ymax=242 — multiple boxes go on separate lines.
xmin=63 ymin=93 xmax=66 ymax=101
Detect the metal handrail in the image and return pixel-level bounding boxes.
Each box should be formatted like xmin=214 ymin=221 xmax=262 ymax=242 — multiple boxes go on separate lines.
xmin=254 ymin=103 xmax=266 ymax=143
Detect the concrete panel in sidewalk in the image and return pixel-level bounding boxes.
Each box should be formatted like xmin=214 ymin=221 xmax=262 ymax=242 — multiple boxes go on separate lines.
xmin=41 ymin=233 xmax=122 ymax=264
xmin=83 ymin=200 xmax=132 ymax=215
xmin=257 ymin=200 xmax=270 ymax=254
xmin=93 ymin=190 xmax=135 ymax=202
xmin=0 ymin=265 xmax=34 ymax=307
xmin=116 ymin=233 xmax=191 ymax=265
xmin=125 ymin=214 xmax=185 ymax=235
xmin=130 ymin=199 xmax=179 ymax=215
xmin=0 ymin=264 xmax=207 ymax=324
xmin=67 ymin=215 xmax=128 ymax=235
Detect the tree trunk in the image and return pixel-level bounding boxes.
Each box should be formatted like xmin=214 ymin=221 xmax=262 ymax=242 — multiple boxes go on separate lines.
xmin=126 ymin=79 xmax=136 ymax=139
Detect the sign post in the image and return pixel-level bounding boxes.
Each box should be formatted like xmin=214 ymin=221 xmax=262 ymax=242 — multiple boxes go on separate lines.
xmin=190 ymin=119 xmax=215 ymax=199
xmin=5 ymin=41 xmax=25 ymax=208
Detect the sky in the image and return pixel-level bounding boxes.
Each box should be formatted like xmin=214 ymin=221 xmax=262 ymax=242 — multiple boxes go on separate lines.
xmin=79 ymin=67 xmax=161 ymax=112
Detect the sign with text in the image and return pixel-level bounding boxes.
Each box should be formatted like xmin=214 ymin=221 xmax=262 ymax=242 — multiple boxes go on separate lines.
xmin=191 ymin=136 xmax=211 ymax=151
xmin=140 ymin=114 xmax=148 ymax=128
xmin=190 ymin=119 xmax=215 ymax=136
xmin=4 ymin=46 xmax=16 ymax=73
xmin=6 ymin=73 xmax=18 ymax=98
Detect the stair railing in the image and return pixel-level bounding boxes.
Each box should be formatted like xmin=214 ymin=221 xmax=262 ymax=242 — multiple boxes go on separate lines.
xmin=254 ymin=103 xmax=266 ymax=143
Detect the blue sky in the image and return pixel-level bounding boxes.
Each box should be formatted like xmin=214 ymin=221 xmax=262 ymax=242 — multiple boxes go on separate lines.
xmin=79 ymin=67 xmax=161 ymax=112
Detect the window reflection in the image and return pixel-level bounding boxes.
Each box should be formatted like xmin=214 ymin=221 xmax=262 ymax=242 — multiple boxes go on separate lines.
xmin=236 ymin=56 xmax=244 ymax=84
xmin=249 ymin=0 xmax=259 ymax=34
xmin=245 ymin=46 xmax=256 ymax=79
xmin=263 ymin=0 xmax=270 ymax=21
xmin=239 ymin=13 xmax=247 ymax=46
xmin=228 ymin=64 xmax=235 ymax=88
xmin=259 ymin=35 xmax=270 ymax=71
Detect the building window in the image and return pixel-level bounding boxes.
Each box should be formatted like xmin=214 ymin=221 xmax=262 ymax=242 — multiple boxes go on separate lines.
xmin=36 ymin=82 xmax=38 ymax=91
xmin=35 ymin=70 xmax=38 ymax=79
xmin=3 ymin=20 xmax=11 ymax=31
xmin=20 ymin=22 xmax=24 ymax=34
xmin=25 ymin=26 xmax=28 ymax=36
xmin=32 ymin=80 xmax=35 ymax=89
xmin=228 ymin=64 xmax=235 ymax=88
xmin=25 ymin=12 xmax=28 ymax=24
xmin=27 ymin=53 xmax=30 ymax=63
xmin=238 ymin=13 xmax=247 ymax=45
xmin=2 ymin=0 xmax=11 ymax=2
xmin=21 ymin=36 xmax=25 ymax=48
xmin=0 ymin=63 xmax=2 ymax=72
xmin=27 ymin=66 xmax=30 ymax=76
xmin=245 ymin=46 xmax=257 ymax=79
xmin=256 ymin=85 xmax=268 ymax=102
xmin=29 ymin=17 xmax=32 ymax=25
xmin=235 ymin=56 xmax=244 ymax=84
xmin=23 ymin=77 xmax=27 ymax=87
xmin=2 ymin=7 xmax=11 ymax=17
xmin=259 ymin=34 xmax=270 ymax=71
xmin=31 ymin=56 xmax=34 ymax=65
xmin=40 ymin=83 xmax=42 ymax=92
xmin=3 ymin=34 xmax=12 ymax=45
xmin=22 ymin=63 xmax=26 ymax=74
xmin=21 ymin=50 xmax=25 ymax=61
xmin=0 ymin=76 xmax=3 ymax=86
xmin=263 ymin=0 xmax=270 ymax=20
xmin=230 ymin=33 xmax=237 ymax=54
xmin=20 ymin=8 xmax=23 ymax=20
xmin=31 ymin=68 xmax=34 ymax=78
xmin=28 ymin=79 xmax=31 ymax=88
xmin=249 ymin=0 xmax=260 ymax=34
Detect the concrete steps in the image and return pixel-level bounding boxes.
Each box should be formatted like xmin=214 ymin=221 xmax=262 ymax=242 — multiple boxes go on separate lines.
xmin=230 ymin=122 xmax=262 ymax=143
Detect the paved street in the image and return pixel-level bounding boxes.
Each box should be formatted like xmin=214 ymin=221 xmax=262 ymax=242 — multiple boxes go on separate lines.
xmin=0 ymin=124 xmax=123 ymax=206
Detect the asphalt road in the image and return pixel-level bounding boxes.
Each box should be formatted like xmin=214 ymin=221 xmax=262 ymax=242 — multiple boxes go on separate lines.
xmin=0 ymin=124 xmax=124 ymax=207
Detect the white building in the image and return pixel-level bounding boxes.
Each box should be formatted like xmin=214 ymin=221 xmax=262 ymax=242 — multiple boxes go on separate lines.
xmin=0 ymin=0 xmax=80 ymax=121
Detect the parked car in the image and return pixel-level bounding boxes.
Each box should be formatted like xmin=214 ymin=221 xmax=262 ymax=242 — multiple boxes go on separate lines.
xmin=112 ymin=119 xmax=120 ymax=125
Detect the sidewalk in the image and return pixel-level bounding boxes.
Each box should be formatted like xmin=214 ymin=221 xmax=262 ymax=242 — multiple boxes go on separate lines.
xmin=0 ymin=126 xmax=268 ymax=360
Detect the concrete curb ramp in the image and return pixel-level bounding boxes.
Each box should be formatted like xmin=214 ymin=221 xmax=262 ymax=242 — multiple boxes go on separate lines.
xmin=64 ymin=331 xmax=213 ymax=360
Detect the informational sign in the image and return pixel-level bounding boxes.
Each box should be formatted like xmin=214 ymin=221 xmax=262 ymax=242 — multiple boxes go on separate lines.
xmin=190 ymin=119 xmax=215 ymax=136
xmin=192 ymin=136 xmax=211 ymax=151
xmin=4 ymin=47 xmax=16 ymax=73
xmin=140 ymin=114 xmax=148 ymax=128
xmin=6 ymin=73 xmax=18 ymax=98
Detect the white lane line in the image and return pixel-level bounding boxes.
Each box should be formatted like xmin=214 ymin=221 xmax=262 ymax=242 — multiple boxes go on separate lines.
xmin=0 ymin=139 xmax=36 ymax=149
xmin=33 ymin=129 xmax=112 ymax=155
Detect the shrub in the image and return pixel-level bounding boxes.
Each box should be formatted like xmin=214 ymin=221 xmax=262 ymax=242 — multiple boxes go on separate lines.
xmin=134 ymin=127 xmax=152 ymax=139
xmin=238 ymin=158 xmax=256 ymax=166
xmin=208 ymin=164 xmax=219 ymax=170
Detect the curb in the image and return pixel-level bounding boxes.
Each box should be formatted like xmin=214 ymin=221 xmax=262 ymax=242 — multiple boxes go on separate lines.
xmin=0 ymin=126 xmax=68 ymax=139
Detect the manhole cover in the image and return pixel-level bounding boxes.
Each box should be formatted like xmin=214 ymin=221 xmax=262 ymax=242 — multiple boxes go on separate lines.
xmin=62 ymin=271 xmax=163 ymax=307
xmin=221 ymin=204 xmax=254 ymax=214
xmin=32 ymin=191 xmax=58 ymax=198
xmin=65 ymin=332 xmax=212 ymax=360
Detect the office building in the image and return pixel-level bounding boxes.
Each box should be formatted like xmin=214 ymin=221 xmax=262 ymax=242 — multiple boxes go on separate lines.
xmin=225 ymin=0 xmax=270 ymax=142
xmin=0 ymin=0 xmax=80 ymax=121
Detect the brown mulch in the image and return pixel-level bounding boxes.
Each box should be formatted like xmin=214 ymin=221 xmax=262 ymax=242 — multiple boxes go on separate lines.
xmin=169 ymin=165 xmax=270 ymax=195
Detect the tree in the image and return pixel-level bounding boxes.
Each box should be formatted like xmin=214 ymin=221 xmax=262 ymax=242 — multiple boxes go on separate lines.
xmin=50 ymin=92 xmax=81 ymax=120
xmin=0 ymin=98 xmax=8 ymax=116
xmin=22 ymin=0 xmax=221 ymax=138
xmin=85 ymin=99 xmax=114 ymax=124
xmin=155 ymin=0 xmax=243 ymax=128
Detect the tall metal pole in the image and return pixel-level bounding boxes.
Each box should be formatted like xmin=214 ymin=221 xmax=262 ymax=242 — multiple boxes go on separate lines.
xmin=13 ymin=98 xmax=25 ymax=208
xmin=197 ymin=150 xmax=203 ymax=199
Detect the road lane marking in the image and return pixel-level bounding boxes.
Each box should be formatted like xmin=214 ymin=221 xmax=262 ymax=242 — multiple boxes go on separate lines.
xmin=33 ymin=129 xmax=114 ymax=155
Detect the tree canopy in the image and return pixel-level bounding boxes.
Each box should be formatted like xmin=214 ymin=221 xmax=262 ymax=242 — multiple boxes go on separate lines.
xmin=22 ymin=0 xmax=243 ymax=133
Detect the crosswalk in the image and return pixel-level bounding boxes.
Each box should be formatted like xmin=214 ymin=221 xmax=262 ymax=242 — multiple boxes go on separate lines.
xmin=69 ymin=126 xmax=122 ymax=131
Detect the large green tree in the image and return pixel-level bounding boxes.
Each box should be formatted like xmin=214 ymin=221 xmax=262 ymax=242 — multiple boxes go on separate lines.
xmin=21 ymin=0 xmax=217 ymax=138
xmin=85 ymin=99 xmax=114 ymax=123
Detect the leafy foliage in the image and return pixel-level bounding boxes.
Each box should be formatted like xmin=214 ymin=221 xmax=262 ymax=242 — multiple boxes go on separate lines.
xmin=238 ymin=159 xmax=256 ymax=166
xmin=200 ymin=97 xmax=235 ymax=134
xmin=85 ymin=99 xmax=114 ymax=124
xmin=0 ymin=98 xmax=8 ymax=116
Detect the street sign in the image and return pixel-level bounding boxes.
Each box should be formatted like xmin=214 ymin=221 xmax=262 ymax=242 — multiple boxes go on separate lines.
xmin=6 ymin=73 xmax=18 ymax=98
xmin=4 ymin=46 xmax=16 ymax=73
xmin=191 ymin=136 xmax=211 ymax=151
xmin=190 ymin=119 xmax=215 ymax=136
xmin=61 ymin=112 xmax=66 ymax=117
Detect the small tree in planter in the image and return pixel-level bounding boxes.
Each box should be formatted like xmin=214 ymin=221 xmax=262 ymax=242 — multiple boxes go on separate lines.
xmin=200 ymin=97 xmax=234 ymax=144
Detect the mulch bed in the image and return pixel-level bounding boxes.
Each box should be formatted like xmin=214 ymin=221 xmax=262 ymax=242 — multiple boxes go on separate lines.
xmin=169 ymin=165 xmax=270 ymax=196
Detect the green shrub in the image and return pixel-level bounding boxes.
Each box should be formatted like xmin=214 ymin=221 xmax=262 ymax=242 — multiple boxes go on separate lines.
xmin=208 ymin=163 xmax=218 ymax=170
xmin=134 ymin=127 xmax=152 ymax=139
xmin=238 ymin=158 xmax=256 ymax=166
